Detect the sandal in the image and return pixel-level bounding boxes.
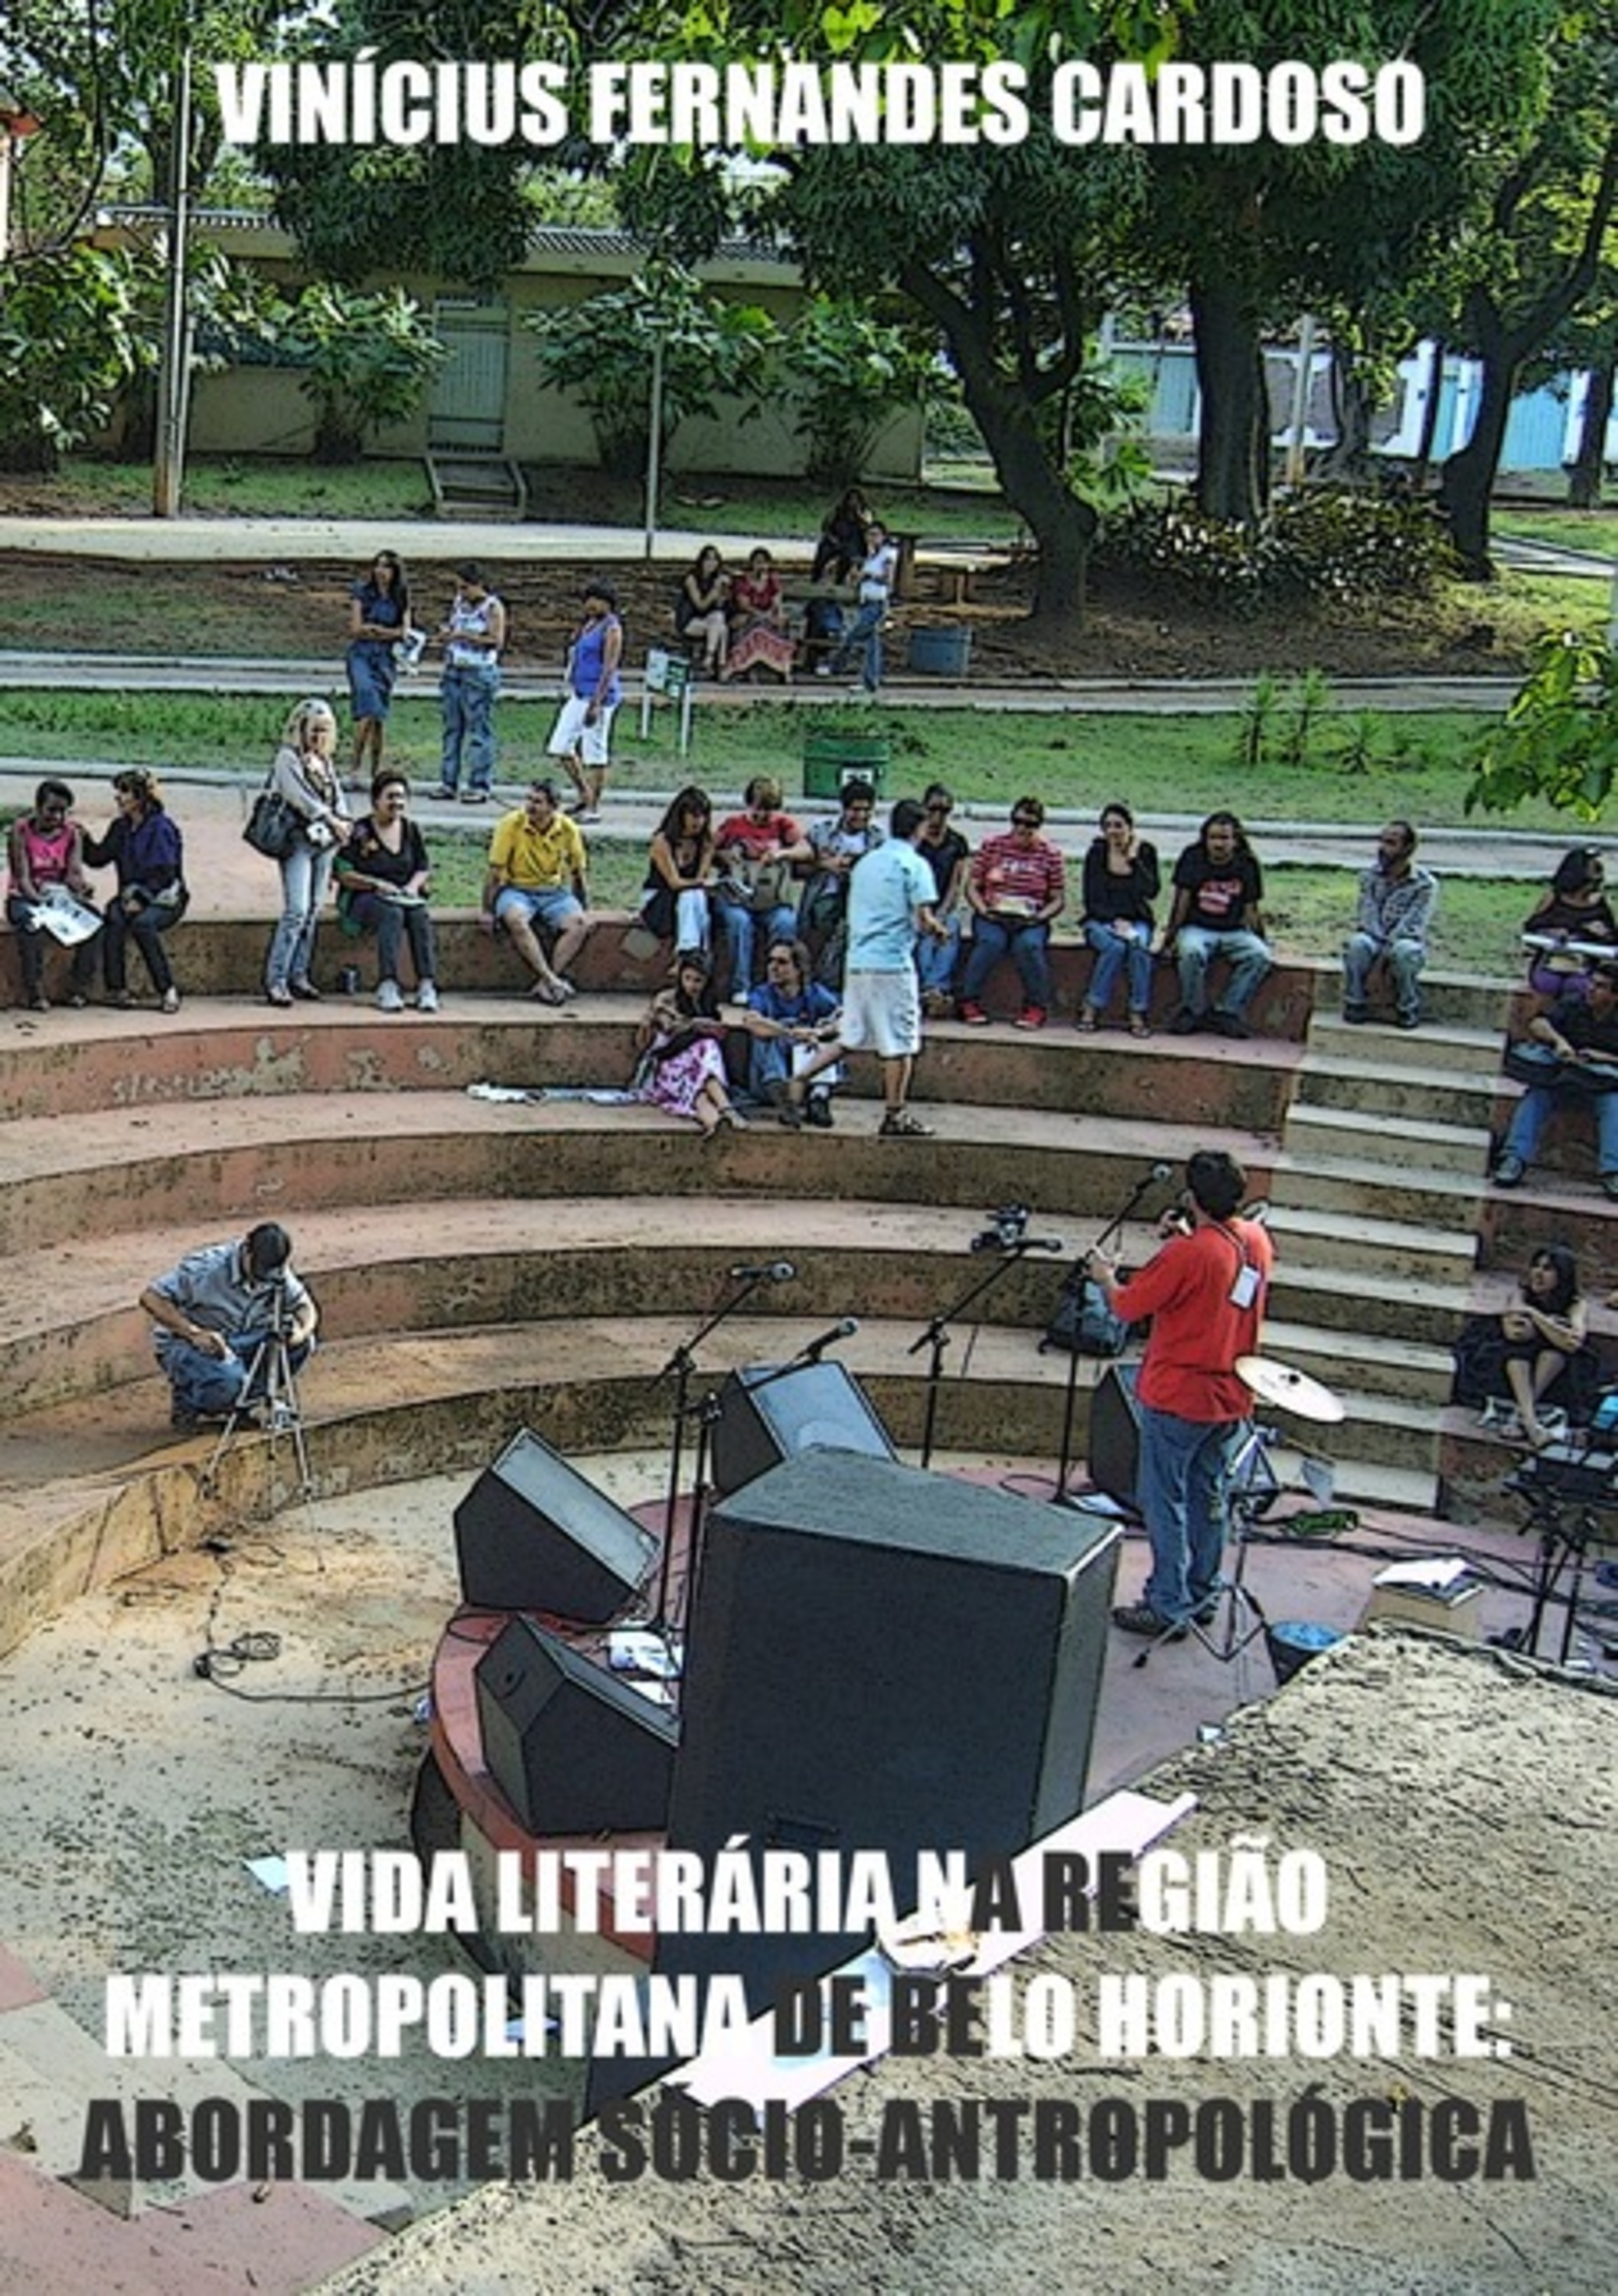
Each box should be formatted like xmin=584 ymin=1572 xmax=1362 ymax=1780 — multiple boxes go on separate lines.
xmin=718 ymin=1106 xmax=749 ymax=1131
xmin=530 ymin=980 xmax=569 ymax=1007
xmin=879 ymin=1109 xmax=935 ymax=1139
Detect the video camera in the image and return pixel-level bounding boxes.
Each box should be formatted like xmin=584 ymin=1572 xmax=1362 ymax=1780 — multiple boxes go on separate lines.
xmin=971 ymin=1204 xmax=1032 ymax=1255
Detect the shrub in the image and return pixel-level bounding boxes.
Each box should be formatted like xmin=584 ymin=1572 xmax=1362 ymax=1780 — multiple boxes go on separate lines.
xmin=1099 ymin=488 xmax=1455 ymax=614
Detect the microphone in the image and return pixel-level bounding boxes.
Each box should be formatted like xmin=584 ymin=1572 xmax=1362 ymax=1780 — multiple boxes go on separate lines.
xmin=729 ymin=1261 xmax=797 ymax=1283
xmin=801 ymin=1317 xmax=859 ymax=1362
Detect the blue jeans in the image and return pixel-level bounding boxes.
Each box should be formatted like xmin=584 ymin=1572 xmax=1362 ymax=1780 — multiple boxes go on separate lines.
xmin=917 ymin=916 xmax=962 ymax=996
xmin=162 ymin=1328 xmax=314 ymax=1418
xmin=1175 ymin=925 xmax=1272 ymax=1019
xmin=1135 ymin=1403 xmax=1244 ymax=1624
xmin=266 ymin=839 xmax=334 ymax=992
xmin=720 ymin=901 xmax=798 ymax=994
xmin=346 ymin=890 xmax=439 ymax=988
xmin=1083 ymin=921 xmax=1153 ymax=1017
xmin=440 ymin=666 xmax=500 ymax=794
xmin=961 ymin=917 xmax=1053 ymax=1011
xmin=828 ymin=601 xmax=885 ymax=690
xmin=1342 ymin=931 xmax=1424 ymax=1023
xmin=1505 ymin=1084 xmax=1618 ymax=1177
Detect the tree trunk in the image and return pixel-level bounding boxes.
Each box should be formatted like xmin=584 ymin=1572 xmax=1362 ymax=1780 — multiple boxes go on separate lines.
xmin=1189 ymin=274 xmax=1271 ymax=524
xmin=899 ymin=257 xmax=1096 ymax=632
xmin=1315 ymin=346 xmax=1375 ymax=483
xmin=1568 ymin=360 xmax=1614 ymax=510
xmin=1437 ymin=344 xmax=1515 ymax=578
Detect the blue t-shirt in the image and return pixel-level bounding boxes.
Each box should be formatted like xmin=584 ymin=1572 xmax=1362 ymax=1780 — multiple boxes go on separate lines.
xmin=847 ymin=840 xmax=933 ymax=972
xmin=747 ymin=980 xmax=840 ymax=1029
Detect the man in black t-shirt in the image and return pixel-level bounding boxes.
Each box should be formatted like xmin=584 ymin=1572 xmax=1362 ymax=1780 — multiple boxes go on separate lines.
xmin=1163 ymin=812 xmax=1274 ymax=1039
xmin=1494 ymin=966 xmax=1618 ymax=1195
xmin=915 ymin=781 xmax=971 ymax=1014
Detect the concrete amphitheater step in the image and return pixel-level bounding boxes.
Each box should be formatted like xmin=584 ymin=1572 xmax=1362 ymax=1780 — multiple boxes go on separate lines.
xmin=1262 ymin=1201 xmax=1479 ymax=1284
xmin=1268 ymin=1261 xmax=1478 ymax=1345
xmin=1283 ymin=1101 xmax=1495 ymax=1177
xmin=1292 ymin=1054 xmax=1502 ymax=1127
xmin=1259 ymin=1317 xmax=1454 ymax=1405
xmin=1306 ymin=1012 xmax=1506 ymax=1075
xmin=0 ymin=1314 xmax=1442 ymax=1653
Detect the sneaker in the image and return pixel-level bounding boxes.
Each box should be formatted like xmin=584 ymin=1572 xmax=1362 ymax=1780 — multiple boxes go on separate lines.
xmin=1014 ymin=1006 xmax=1047 ymax=1031
xmin=265 ymin=984 xmax=293 ymax=1009
xmin=1342 ymin=1005 xmax=1370 ymax=1025
xmin=576 ymin=810 xmax=602 ymax=825
xmin=1208 ymin=1011 xmax=1252 ymax=1039
xmin=289 ymin=977 xmax=322 ymax=1002
xmin=1395 ymin=1012 xmax=1421 ymax=1031
xmin=375 ymin=979 xmax=405 ymax=1013
xmin=957 ymin=1000 xmax=990 ymax=1026
xmin=1492 ymin=1153 xmax=1526 ymax=1188
xmin=415 ymin=982 xmax=440 ymax=1013
xmin=805 ymin=1092 xmax=835 ymax=1129
xmin=428 ymin=784 xmax=457 ymax=801
xmin=460 ymin=788 xmax=491 ymax=804
xmin=1111 ymin=1601 xmax=1185 ymax=1641
xmin=1169 ymin=1009 xmax=1202 ymax=1035
xmin=778 ymin=1091 xmax=807 ymax=1129
xmin=879 ymin=1109 xmax=935 ymax=1139
xmin=160 ymin=987 xmax=181 ymax=1015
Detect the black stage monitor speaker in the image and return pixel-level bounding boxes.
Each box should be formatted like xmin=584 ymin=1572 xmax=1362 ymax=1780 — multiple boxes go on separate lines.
xmin=455 ymin=1430 xmax=657 ymax=1623
xmin=710 ymin=1362 xmax=895 ymax=1499
xmin=661 ymin=1451 xmax=1119 ymax=2010
xmin=1088 ymin=1362 xmax=1143 ymax=1512
xmin=475 ymin=1615 xmax=677 ymax=1837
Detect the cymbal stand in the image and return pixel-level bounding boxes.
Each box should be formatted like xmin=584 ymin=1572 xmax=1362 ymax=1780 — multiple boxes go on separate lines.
xmin=1132 ymin=1420 xmax=1280 ymax=1671
xmin=1052 ymin=1166 xmax=1176 ymax=1505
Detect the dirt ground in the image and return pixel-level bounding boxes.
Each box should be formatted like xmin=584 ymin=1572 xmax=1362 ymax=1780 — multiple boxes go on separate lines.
xmin=0 ymin=545 xmax=1516 ymax=686
xmin=1 ymin=1458 xmax=1612 ymax=2294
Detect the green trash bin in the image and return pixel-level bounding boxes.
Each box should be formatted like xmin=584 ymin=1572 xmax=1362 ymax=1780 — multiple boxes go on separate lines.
xmin=802 ymin=732 xmax=891 ymax=801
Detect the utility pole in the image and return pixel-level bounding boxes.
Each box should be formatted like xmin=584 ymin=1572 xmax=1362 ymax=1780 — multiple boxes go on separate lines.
xmin=152 ymin=44 xmax=194 ymax=518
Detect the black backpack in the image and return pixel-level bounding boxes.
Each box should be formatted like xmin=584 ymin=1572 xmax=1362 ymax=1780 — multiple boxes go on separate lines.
xmin=1039 ymin=1273 xmax=1133 ymax=1358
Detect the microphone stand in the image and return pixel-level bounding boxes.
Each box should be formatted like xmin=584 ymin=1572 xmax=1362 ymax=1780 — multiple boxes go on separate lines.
xmin=909 ymin=1240 xmax=1057 ymax=1471
xmin=650 ymin=1270 xmax=774 ymax=1630
xmin=1053 ymin=1169 xmax=1173 ymax=1505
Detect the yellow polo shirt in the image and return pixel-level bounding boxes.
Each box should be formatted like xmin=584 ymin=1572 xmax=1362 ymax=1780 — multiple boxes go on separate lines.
xmin=488 ymin=808 xmax=586 ymax=892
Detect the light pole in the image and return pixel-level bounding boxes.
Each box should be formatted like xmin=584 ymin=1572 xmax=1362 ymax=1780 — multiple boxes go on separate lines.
xmin=152 ymin=44 xmax=194 ymax=518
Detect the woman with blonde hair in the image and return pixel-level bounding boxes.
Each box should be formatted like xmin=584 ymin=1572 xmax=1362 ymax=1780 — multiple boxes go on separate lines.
xmin=262 ymin=697 xmax=351 ymax=1007
xmin=82 ymin=769 xmax=188 ymax=1013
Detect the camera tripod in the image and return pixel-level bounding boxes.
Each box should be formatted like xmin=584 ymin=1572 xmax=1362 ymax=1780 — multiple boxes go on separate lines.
xmin=200 ymin=1289 xmax=313 ymax=1501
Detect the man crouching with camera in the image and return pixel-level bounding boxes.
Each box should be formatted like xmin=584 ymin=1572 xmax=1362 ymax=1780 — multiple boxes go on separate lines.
xmin=141 ymin=1221 xmax=319 ymax=1432
xmin=1083 ymin=1150 xmax=1272 ymax=1642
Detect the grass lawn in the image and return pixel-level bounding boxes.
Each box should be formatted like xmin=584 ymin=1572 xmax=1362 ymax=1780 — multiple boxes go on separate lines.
xmin=1493 ymin=507 xmax=1618 ymax=561
xmin=421 ymin=825 xmax=1534 ymax=977
xmin=0 ymin=687 xmax=1584 ymax=833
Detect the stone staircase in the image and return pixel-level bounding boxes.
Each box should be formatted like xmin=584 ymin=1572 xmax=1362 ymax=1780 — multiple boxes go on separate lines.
xmin=1263 ymin=1000 xmax=1525 ymax=1517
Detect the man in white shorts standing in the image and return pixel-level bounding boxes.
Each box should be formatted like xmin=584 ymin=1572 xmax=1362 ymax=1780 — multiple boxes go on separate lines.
xmin=784 ymin=795 xmax=945 ymax=1138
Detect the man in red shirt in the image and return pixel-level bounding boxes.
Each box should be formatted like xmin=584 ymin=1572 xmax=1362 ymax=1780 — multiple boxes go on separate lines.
xmin=1085 ymin=1150 xmax=1274 ymax=1638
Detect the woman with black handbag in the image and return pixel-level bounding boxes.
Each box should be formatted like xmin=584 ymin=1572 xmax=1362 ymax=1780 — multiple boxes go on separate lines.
xmin=260 ymin=698 xmax=351 ymax=1007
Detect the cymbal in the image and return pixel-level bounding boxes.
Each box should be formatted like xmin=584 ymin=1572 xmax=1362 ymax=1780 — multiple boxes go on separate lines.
xmin=1235 ymin=1354 xmax=1346 ymax=1424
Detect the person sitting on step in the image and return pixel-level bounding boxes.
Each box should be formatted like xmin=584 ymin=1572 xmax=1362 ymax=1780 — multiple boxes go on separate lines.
xmin=1342 ymin=820 xmax=1437 ymax=1031
xmin=1522 ymin=846 xmax=1618 ymax=1006
xmin=1451 ymin=1244 xmax=1597 ymax=1450
xmin=481 ymin=778 xmax=590 ymax=1007
xmin=334 ymin=772 xmax=440 ymax=1013
xmin=957 ymin=797 xmax=1066 ymax=1030
xmin=744 ymin=936 xmax=842 ymax=1124
xmin=1078 ymin=800 xmax=1159 ymax=1038
xmin=634 ymin=951 xmax=747 ymax=1137
xmin=80 ymin=769 xmax=187 ymax=1015
xmin=639 ymin=786 xmax=716 ymax=959
xmin=1162 ymin=811 xmax=1273 ymax=1039
xmin=1492 ymin=962 xmax=1618 ymax=1199
xmin=5 ymin=778 xmax=100 ymax=1013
